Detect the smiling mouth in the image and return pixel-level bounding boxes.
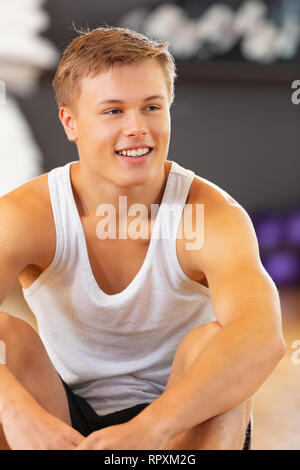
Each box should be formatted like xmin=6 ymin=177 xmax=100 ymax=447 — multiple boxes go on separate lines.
xmin=115 ymin=147 xmax=153 ymax=158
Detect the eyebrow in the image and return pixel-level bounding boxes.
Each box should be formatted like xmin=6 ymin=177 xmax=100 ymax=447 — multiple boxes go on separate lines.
xmin=96 ymin=95 xmax=165 ymax=106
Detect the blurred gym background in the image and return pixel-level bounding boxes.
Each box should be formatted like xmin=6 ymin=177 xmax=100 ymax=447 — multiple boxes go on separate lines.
xmin=0 ymin=0 xmax=299 ymax=449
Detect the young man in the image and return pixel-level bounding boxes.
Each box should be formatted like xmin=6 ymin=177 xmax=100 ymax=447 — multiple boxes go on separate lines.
xmin=0 ymin=27 xmax=285 ymax=450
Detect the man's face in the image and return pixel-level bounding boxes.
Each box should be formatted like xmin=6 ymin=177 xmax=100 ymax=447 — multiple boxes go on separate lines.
xmin=61 ymin=58 xmax=171 ymax=187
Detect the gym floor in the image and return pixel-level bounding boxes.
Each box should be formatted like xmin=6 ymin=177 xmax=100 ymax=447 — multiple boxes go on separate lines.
xmin=251 ymin=286 xmax=300 ymax=450
xmin=1 ymin=281 xmax=299 ymax=450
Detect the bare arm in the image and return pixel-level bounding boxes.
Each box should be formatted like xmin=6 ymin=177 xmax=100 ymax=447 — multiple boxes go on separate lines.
xmin=0 ymin=195 xmax=41 ymax=411
xmin=136 ymin=198 xmax=286 ymax=439
xmin=0 ymin=194 xmax=84 ymax=449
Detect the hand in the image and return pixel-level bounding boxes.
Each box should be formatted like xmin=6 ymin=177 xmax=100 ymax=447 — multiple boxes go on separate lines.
xmin=75 ymin=416 xmax=170 ymax=450
xmin=1 ymin=398 xmax=85 ymax=450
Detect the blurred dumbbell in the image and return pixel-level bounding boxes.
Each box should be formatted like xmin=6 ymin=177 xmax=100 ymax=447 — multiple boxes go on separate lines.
xmin=142 ymin=3 xmax=188 ymax=43
xmin=275 ymin=0 xmax=300 ymax=60
xmin=234 ymin=0 xmax=281 ymax=64
xmin=168 ymin=20 xmax=200 ymax=61
xmin=241 ymin=18 xmax=281 ymax=64
xmin=142 ymin=3 xmax=200 ymax=60
xmin=234 ymin=0 xmax=267 ymax=37
xmin=195 ymin=3 xmax=238 ymax=55
xmin=117 ymin=6 xmax=150 ymax=34
xmin=276 ymin=17 xmax=300 ymax=60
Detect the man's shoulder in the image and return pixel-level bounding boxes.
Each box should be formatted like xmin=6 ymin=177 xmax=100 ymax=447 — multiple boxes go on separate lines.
xmin=184 ymin=173 xmax=254 ymax=252
xmin=0 ymin=170 xmax=51 ymax=218
xmin=0 ymin=170 xmax=55 ymax=265
xmin=187 ymin=173 xmax=243 ymax=214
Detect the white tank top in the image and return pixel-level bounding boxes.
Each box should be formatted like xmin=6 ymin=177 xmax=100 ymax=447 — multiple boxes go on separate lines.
xmin=22 ymin=159 xmax=216 ymax=416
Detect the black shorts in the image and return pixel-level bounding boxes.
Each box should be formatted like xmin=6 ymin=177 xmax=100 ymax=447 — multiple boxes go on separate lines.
xmin=61 ymin=378 xmax=151 ymax=438
xmin=61 ymin=378 xmax=252 ymax=450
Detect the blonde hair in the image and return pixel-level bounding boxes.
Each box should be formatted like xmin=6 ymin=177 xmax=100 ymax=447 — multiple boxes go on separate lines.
xmin=52 ymin=25 xmax=177 ymax=113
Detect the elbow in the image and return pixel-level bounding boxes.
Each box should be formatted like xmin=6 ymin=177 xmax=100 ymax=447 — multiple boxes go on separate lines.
xmin=277 ymin=337 xmax=287 ymax=358
xmin=270 ymin=335 xmax=287 ymax=363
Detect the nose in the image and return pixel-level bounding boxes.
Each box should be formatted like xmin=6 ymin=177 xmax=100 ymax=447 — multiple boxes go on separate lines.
xmin=123 ymin=110 xmax=148 ymax=138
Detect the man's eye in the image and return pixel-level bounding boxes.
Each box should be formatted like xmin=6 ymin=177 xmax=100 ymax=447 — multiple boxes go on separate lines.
xmin=105 ymin=109 xmax=121 ymax=115
xmin=146 ymin=105 xmax=160 ymax=111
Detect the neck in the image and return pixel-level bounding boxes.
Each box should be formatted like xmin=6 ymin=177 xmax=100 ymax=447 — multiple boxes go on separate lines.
xmin=70 ymin=159 xmax=172 ymax=220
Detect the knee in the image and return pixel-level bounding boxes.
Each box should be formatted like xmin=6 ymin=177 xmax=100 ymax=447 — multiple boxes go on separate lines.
xmin=180 ymin=321 xmax=222 ymax=351
xmin=176 ymin=321 xmax=222 ymax=372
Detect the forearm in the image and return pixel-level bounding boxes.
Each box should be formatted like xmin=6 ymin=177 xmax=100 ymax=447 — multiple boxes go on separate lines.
xmin=137 ymin=313 xmax=285 ymax=440
xmin=0 ymin=365 xmax=36 ymax=421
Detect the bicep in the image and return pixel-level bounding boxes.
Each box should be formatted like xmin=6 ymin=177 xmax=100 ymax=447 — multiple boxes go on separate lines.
xmin=0 ymin=199 xmax=33 ymax=304
xmin=200 ymin=204 xmax=279 ymax=325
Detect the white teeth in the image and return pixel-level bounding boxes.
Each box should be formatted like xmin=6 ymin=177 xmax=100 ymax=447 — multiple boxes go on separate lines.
xmin=117 ymin=147 xmax=151 ymax=157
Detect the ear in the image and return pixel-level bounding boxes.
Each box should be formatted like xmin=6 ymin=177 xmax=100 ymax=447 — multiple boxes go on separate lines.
xmin=59 ymin=106 xmax=78 ymax=141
